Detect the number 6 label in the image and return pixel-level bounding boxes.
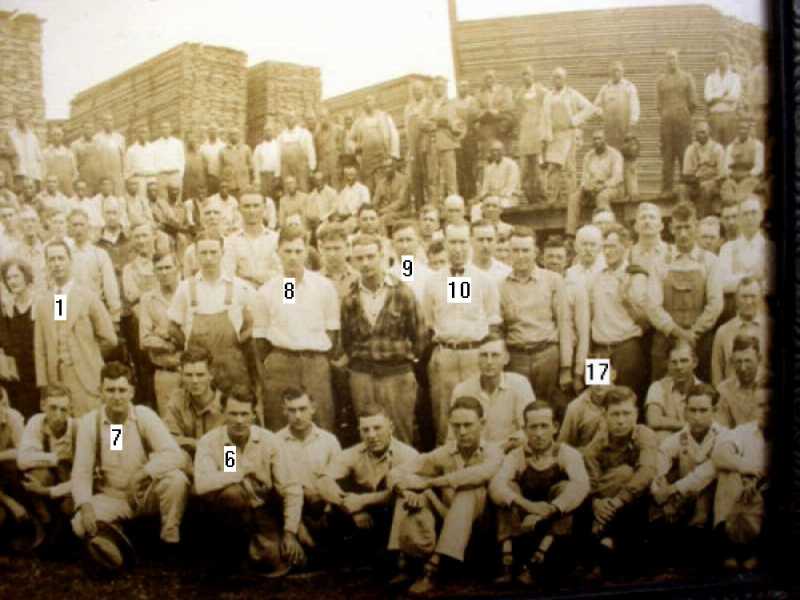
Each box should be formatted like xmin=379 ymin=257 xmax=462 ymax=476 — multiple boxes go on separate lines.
xmin=224 ymin=445 xmax=237 ymax=472
xmin=447 ymin=277 xmax=472 ymax=304
xmin=282 ymin=277 xmax=296 ymax=304
xmin=585 ymin=358 xmax=611 ymax=386
xmin=110 ymin=425 xmax=123 ymax=451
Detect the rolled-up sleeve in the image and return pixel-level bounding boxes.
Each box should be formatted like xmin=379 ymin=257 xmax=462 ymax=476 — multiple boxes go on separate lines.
xmin=71 ymin=412 xmax=97 ymax=508
xmin=489 ymin=449 xmax=522 ymax=507
xmin=553 ymin=444 xmax=590 ymax=514
xmin=17 ymin=416 xmax=56 ymax=470
xmin=193 ymin=432 xmax=240 ymax=495
xmin=443 ymin=444 xmax=503 ymax=489
xmin=271 ymin=443 xmax=303 ymax=534
xmin=616 ymin=427 xmax=658 ymax=505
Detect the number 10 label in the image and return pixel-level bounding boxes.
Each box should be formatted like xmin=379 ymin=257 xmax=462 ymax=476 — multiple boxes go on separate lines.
xmin=585 ymin=359 xmax=611 ymax=386
xmin=447 ymin=277 xmax=472 ymax=304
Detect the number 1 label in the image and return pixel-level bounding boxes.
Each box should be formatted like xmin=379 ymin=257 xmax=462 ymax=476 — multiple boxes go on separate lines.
xmin=54 ymin=294 xmax=67 ymax=321
xmin=224 ymin=445 xmax=237 ymax=472
xmin=585 ymin=359 xmax=611 ymax=386
xmin=110 ymin=425 xmax=123 ymax=451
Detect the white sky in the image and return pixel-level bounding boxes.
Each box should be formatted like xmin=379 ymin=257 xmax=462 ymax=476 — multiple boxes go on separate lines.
xmin=8 ymin=0 xmax=769 ymax=119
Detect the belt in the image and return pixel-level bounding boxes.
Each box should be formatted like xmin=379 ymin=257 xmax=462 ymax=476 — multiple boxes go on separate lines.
xmin=159 ymin=169 xmax=180 ymax=175
xmin=507 ymin=341 xmax=556 ymax=355
xmin=592 ymin=337 xmax=639 ymax=352
xmin=349 ymin=359 xmax=413 ymax=378
xmin=274 ymin=347 xmax=327 ymax=358
xmin=437 ymin=339 xmax=485 ymax=351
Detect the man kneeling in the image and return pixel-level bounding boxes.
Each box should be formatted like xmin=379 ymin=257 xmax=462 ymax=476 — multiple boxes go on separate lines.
xmin=388 ymin=397 xmax=503 ymax=595
xmin=490 ymin=401 xmax=589 ymax=585
xmin=194 ymin=384 xmax=305 ymax=575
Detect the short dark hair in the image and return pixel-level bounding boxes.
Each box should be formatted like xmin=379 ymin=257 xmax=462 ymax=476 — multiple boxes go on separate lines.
xmin=351 ymin=233 xmax=382 ymax=251
xmin=0 ymin=258 xmax=34 ymax=287
xmin=317 ymin=222 xmax=348 ymax=243
xmin=44 ymin=239 xmax=72 ymax=260
xmin=603 ymin=386 xmax=638 ymax=410
xmin=522 ymin=401 xmax=556 ymax=426
xmin=357 ymin=405 xmax=389 ymax=421
xmin=282 ymin=386 xmax=311 ymax=404
xmin=543 ymin=234 xmax=566 ymax=251
xmin=153 ymin=250 xmax=177 ymax=265
xmin=428 ymin=240 xmax=445 ymax=255
xmin=278 ymin=224 xmax=308 ymax=246
xmin=686 ymin=383 xmax=719 ymax=407
xmin=221 ymin=384 xmax=257 ymax=410
xmin=510 ymin=225 xmax=535 ymax=241
xmin=181 ymin=347 xmax=212 ymax=368
xmin=736 ymin=276 xmax=763 ymax=292
xmin=470 ymin=220 xmax=496 ymax=235
xmin=732 ymin=333 xmax=760 ymax=354
xmin=672 ymin=201 xmax=697 ymax=223
xmin=449 ymin=396 xmax=484 ymax=419
xmin=392 ymin=219 xmax=418 ymax=237
xmin=357 ymin=203 xmax=378 ymax=217
xmin=42 ymin=384 xmax=71 ymax=402
xmin=101 ymin=361 xmax=135 ymax=385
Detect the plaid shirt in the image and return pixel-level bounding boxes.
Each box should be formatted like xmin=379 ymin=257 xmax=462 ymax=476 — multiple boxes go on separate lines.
xmin=341 ymin=273 xmax=426 ymax=364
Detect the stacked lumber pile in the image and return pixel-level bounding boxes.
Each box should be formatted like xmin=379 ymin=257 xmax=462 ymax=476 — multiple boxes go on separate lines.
xmin=451 ymin=4 xmax=766 ymax=199
xmin=246 ymin=61 xmax=321 ymax=148
xmin=66 ymin=43 xmax=247 ymax=142
xmin=0 ymin=11 xmax=46 ymax=140
xmin=324 ymin=74 xmax=434 ymax=156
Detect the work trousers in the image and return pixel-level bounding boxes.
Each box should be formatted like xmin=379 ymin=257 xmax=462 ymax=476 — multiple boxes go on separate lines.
xmin=660 ymin=114 xmax=692 ymax=193
xmin=507 ymin=344 xmax=559 ymax=405
xmin=428 ymin=346 xmax=480 ymax=445
xmin=57 ymin=363 xmax=100 ymax=418
xmin=519 ymin=154 xmax=542 ymax=202
xmin=709 ymin=112 xmax=737 ymax=147
xmin=591 ymin=336 xmax=646 ymax=403
xmin=349 ymin=369 xmax=417 ymax=446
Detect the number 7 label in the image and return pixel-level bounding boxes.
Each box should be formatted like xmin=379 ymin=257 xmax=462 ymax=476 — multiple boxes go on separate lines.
xmin=110 ymin=425 xmax=123 ymax=451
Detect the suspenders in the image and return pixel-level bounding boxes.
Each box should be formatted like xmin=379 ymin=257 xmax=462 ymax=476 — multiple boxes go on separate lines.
xmin=93 ymin=407 xmax=152 ymax=488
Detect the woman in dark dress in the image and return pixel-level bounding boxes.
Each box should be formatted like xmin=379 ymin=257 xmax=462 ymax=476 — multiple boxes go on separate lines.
xmin=0 ymin=258 xmax=38 ymax=419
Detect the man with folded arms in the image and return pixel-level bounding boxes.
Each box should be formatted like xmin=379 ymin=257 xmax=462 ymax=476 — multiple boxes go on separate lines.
xmin=194 ymin=385 xmax=305 ymax=574
xmin=715 ymin=334 xmax=767 ymax=429
xmin=388 ymin=397 xmax=502 ymax=595
xmin=490 ymin=401 xmax=589 ymax=585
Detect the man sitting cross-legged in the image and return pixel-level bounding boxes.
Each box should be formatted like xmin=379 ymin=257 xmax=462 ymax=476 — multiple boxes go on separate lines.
xmin=490 ymin=401 xmax=589 ymax=586
xmin=387 ymin=396 xmax=503 ymax=595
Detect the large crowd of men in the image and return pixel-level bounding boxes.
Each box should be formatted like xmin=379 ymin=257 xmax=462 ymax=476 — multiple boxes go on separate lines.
xmin=0 ymin=45 xmax=774 ymax=595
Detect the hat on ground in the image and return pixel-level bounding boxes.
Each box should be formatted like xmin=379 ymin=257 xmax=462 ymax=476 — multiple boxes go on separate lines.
xmin=249 ymin=532 xmax=291 ymax=578
xmin=86 ymin=521 xmax=137 ymax=572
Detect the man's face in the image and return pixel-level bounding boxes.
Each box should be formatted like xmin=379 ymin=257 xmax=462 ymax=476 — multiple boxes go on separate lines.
xmin=0 ymin=207 xmax=15 ymax=231
xmin=320 ymin=239 xmax=347 ymax=268
xmin=202 ymin=204 xmax=223 ymax=231
xmin=359 ymin=414 xmax=392 ymax=455
xmin=481 ymin=198 xmax=501 ymax=222
xmin=312 ymin=172 xmax=325 ymax=189
xmin=154 ymin=255 xmax=177 ymax=288
xmin=412 ymin=84 xmax=425 ymax=101
xmin=22 ymin=179 xmax=36 ymax=199
xmin=611 ymin=65 xmax=623 ymax=82
xmin=718 ymin=52 xmax=730 ymax=70
xmin=366 ymin=96 xmax=377 ymax=111
xmin=225 ymin=398 xmax=255 ymax=439
xmin=472 ymin=225 xmax=496 ymax=262
xmin=82 ymin=123 xmax=93 ymax=139
xmin=285 ymin=177 xmax=298 ymax=195
xmin=219 ymin=181 xmax=231 ymax=197
xmin=46 ymin=177 xmax=58 ymax=194
xmin=284 ymin=395 xmax=315 ymax=434
xmin=552 ymin=71 xmax=565 ymax=89
xmin=449 ymin=408 xmax=483 ymax=452
xmin=489 ymin=145 xmax=503 ymax=163
xmin=392 ymin=227 xmax=418 ymax=258
xmin=666 ymin=52 xmax=678 ymax=70
xmin=125 ymin=179 xmax=139 ymax=196
xmin=420 ymin=211 xmax=439 ymax=235
xmin=101 ymin=179 xmax=113 ymax=196
xmin=52 ymin=129 xmax=64 ymax=146
xmin=542 ymin=247 xmax=567 ymax=273
xmin=525 ymin=408 xmax=557 ymax=452
xmin=671 ymin=218 xmax=697 ymax=252
xmin=494 ymin=238 xmax=510 ymax=264
xmin=358 ymin=210 xmax=380 ymax=234
xmin=181 ymin=361 xmax=211 ymax=399
xmin=685 ymin=395 xmax=714 ymax=434
xmin=44 ymin=396 xmax=70 ymax=432
xmin=279 ymin=237 xmax=307 ymax=275
xmin=132 ymin=226 xmax=154 ymax=255
xmin=445 ymin=203 xmax=464 ymax=225
xmin=102 ymin=115 xmax=113 ymax=130
xmin=263 ymin=125 xmax=274 ymax=140
xmin=46 ymin=246 xmax=70 ymax=281
xmin=351 ymin=242 xmax=382 ymax=280
xmin=101 ymin=376 xmax=134 ymax=416
xmin=602 ymin=233 xmax=625 ymax=267
xmin=738 ymin=199 xmax=763 ymax=236
xmin=68 ymin=214 xmax=88 ymax=242
xmin=667 ymin=345 xmax=696 ymax=381
xmin=698 ymin=224 xmax=721 ymax=253
xmin=592 ymin=132 xmax=606 ymax=153
xmin=721 ymin=206 xmax=739 ymax=237
xmin=167 ymin=185 xmax=180 ymax=200
xmin=146 ymin=183 xmax=159 ymax=201
xmin=196 ymin=239 xmax=222 ymax=272
xmin=208 ymin=125 xmax=218 ymax=140
xmin=48 ymin=215 xmax=67 ymax=238
xmin=635 ymin=207 xmax=663 ymax=237
xmin=446 ymin=226 xmax=470 ymax=267
xmin=509 ymin=235 xmax=535 ymax=272
xmin=458 ymin=81 xmax=470 ymax=97
xmin=754 ymin=393 xmax=770 ymax=431
xmin=434 ymin=81 xmax=446 ymax=97
xmin=158 ymin=122 xmax=171 ymax=138
xmin=240 ymin=194 xmax=264 ymax=226
xmin=230 ymin=130 xmax=240 ymax=145
xmin=736 ymin=282 xmax=761 ymax=320
xmin=592 ymin=211 xmax=615 ymax=235
xmin=695 ymin=126 xmax=709 ymax=145
xmin=344 ymin=167 xmax=357 ymax=185
xmin=522 ymin=70 xmax=533 ymax=87
xmin=19 ymin=213 xmax=38 ymax=238
xmin=484 ymin=72 xmax=495 ymax=88
xmin=733 ymin=348 xmax=759 ymax=385
xmin=137 ymin=127 xmax=149 ymax=142
xmin=737 ymin=122 xmax=751 ymax=141
xmin=605 ymin=400 xmax=637 ymax=438
xmin=477 ymin=340 xmax=507 ymax=378
xmin=104 ymin=204 xmax=121 ymax=229
xmin=428 ymin=250 xmax=447 ymax=272
xmin=577 ymin=235 xmax=601 ymax=265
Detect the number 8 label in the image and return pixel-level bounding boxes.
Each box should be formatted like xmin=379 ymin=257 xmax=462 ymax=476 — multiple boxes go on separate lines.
xmin=283 ymin=277 xmax=296 ymax=304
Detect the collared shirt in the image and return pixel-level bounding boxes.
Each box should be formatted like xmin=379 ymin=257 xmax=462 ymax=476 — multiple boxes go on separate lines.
xmin=71 ymin=404 xmax=183 ymax=507
xmin=654 ymin=422 xmax=725 ymax=496
xmin=581 ymin=146 xmax=623 ymax=189
xmin=70 ymin=241 xmax=122 ymax=321
xmin=715 ymin=376 xmax=765 ymax=429
xmin=584 ymin=424 xmax=658 ymax=505
xmin=139 ymin=286 xmax=181 ymax=368
xmin=222 ymin=228 xmax=281 ymax=289
xmin=712 ymin=421 xmax=767 ymax=479
xmin=320 ymin=438 xmax=418 ymax=496
xmin=164 ymin=389 xmax=224 ymax=446
xmin=450 ymin=373 xmax=533 ymax=444
xmin=501 ymin=266 xmax=570 ymax=367
xmin=37 ymin=191 xmax=72 ymax=215
xmin=79 ymin=195 xmax=109 ymax=231
xmin=471 ymin=258 xmax=512 ymax=286
xmin=276 ymin=425 xmax=341 ymax=496
xmin=252 ymin=269 xmax=340 ymax=352
xmin=389 ymin=259 xmax=432 ymax=305
xmin=717 ymin=232 xmax=774 ymax=294
xmin=151 ymin=136 xmax=185 ymax=174
xmin=629 ymin=239 xmax=669 ymax=275
xmin=645 ymin=375 xmax=702 ymax=431
xmin=711 ymin=313 xmax=771 ymax=387
xmin=18 ymin=413 xmax=76 ymax=472
xmin=725 ymin=136 xmax=764 ymax=178
xmin=9 ymin=127 xmax=43 ymax=180
xmin=588 ymin=260 xmax=647 ymax=344
xmin=121 ymin=255 xmax=156 ymax=308
xmin=167 ymin=273 xmax=254 ymax=342
xmin=594 ymin=78 xmax=641 ymax=128
xmin=358 ymin=277 xmax=389 ymax=328
xmin=480 ymin=157 xmax=520 ymax=200
xmin=683 ymin=140 xmax=725 ymax=180
xmin=194 ymin=425 xmax=303 ymax=533
xmin=10 ymin=238 xmax=46 ymax=289
xmin=199 ymin=139 xmax=226 ymax=178
xmin=305 ymin=185 xmax=337 ymax=224
xmin=565 ymin=255 xmax=606 ymax=289
xmin=490 ymin=441 xmax=589 ymax=513
xmin=335 ymin=183 xmax=370 ymax=216
xmin=704 ymin=68 xmax=742 ymax=112
xmin=253 ymin=139 xmax=281 ymax=175
xmin=557 ymin=389 xmax=607 ymax=451
xmin=393 ymin=440 xmax=503 ymax=491
xmin=0 ymin=407 xmax=24 ymax=452
xmin=322 ymin=264 xmax=360 ymax=300
xmin=421 ymin=263 xmax=501 ymax=344
xmin=123 ymin=194 xmax=155 ymax=231
xmin=125 ymin=141 xmax=156 ymax=177
xmin=278 ymin=127 xmax=316 ymax=171
xmin=207 ymin=193 xmax=242 ymax=234
xmin=647 ymin=245 xmax=723 ymax=336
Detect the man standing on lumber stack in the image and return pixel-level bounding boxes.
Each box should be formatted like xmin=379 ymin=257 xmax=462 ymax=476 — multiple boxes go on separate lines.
xmin=9 ymin=107 xmax=44 ymax=192
xmin=92 ymin=113 xmax=125 ymax=197
xmin=152 ymin=121 xmax=185 ymax=199
xmin=515 ymin=66 xmax=550 ymax=204
xmin=253 ymin=121 xmax=281 ymax=202
xmin=199 ymin=123 xmax=226 ymax=195
xmin=124 ymin=124 xmax=156 ymax=199
xmin=656 ymin=49 xmax=698 ymax=200
xmin=43 ymin=126 xmax=77 ymax=197
xmin=704 ymin=51 xmax=742 ymax=148
xmin=453 ymin=80 xmax=480 ymax=204
xmin=476 ymin=70 xmax=514 ymax=167
xmin=315 ymin=108 xmax=344 ymax=191
xmin=278 ymin=111 xmax=316 ymax=193
xmin=353 ymin=95 xmax=400 ymax=194
xmin=220 ymin=127 xmax=253 ymax=197
xmin=405 ymin=80 xmax=432 ymax=211
xmin=72 ymin=122 xmax=100 ymax=195
xmin=593 ymin=61 xmax=640 ymax=202
xmin=422 ymin=77 xmax=462 ymax=206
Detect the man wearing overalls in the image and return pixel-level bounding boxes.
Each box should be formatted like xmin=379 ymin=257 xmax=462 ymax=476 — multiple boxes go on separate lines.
xmin=278 ymin=111 xmax=316 ymax=193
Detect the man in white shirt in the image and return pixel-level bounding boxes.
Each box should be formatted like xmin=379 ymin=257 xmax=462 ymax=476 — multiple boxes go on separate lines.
xmin=223 ymin=191 xmax=281 ymax=290
xmin=334 ymin=165 xmax=370 ymax=232
xmin=717 ymin=195 xmax=773 ymax=298
xmin=37 ymin=175 xmax=72 ymax=217
xmin=43 ymin=126 xmax=78 ymax=197
xmin=470 ymin=220 xmax=511 ymax=284
xmin=278 ymin=111 xmax=316 ymax=192
xmin=565 ymin=225 xmax=605 ymax=288
xmin=8 ymin=107 xmax=43 ymax=188
xmin=151 ymin=121 xmax=185 ymax=197
xmin=389 ymin=219 xmax=432 ymax=302
xmin=720 ymin=119 xmax=764 ymax=205
xmin=199 ymin=123 xmax=226 ymax=195
xmin=704 ymin=51 xmax=742 ymax=147
xmin=480 ymin=141 xmax=521 ymax=207
xmin=253 ymin=122 xmax=281 ymax=200
xmin=124 ymin=124 xmax=156 ymax=198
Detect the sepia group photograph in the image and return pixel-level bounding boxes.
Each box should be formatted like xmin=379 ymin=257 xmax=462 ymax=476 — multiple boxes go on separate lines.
xmin=0 ymin=0 xmax=793 ymax=598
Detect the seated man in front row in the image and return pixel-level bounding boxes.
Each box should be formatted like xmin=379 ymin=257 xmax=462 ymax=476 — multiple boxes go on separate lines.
xmin=317 ymin=407 xmax=418 ymax=567
xmin=71 ymin=362 xmax=190 ymax=569
xmin=490 ymin=401 xmax=589 ymax=586
xmin=583 ymin=386 xmax=657 ymax=576
xmin=649 ymin=383 xmax=725 ymax=566
xmin=387 ymin=397 xmax=503 ymax=595
xmin=194 ymin=385 xmax=306 ymax=575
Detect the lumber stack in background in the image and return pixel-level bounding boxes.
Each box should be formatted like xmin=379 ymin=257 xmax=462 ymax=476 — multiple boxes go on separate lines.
xmin=0 ymin=11 xmax=46 ymax=141
xmin=66 ymin=43 xmax=248 ymax=142
xmin=246 ymin=61 xmax=321 ymax=148
xmin=323 ymin=73 xmax=435 ymax=156
xmin=451 ymin=3 xmax=767 ymax=200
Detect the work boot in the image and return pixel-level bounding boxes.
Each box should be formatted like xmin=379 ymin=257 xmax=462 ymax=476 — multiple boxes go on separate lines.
xmin=493 ymin=553 xmax=514 ymax=584
xmin=389 ymin=553 xmax=412 ymax=586
xmin=409 ymin=561 xmax=438 ymax=597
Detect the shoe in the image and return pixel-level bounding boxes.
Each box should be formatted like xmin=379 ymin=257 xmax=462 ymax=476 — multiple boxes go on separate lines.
xmin=389 ymin=571 xmax=412 ymax=586
xmin=408 ymin=575 xmax=435 ymax=596
xmin=722 ymin=557 xmax=739 ymax=570
xmin=742 ymin=557 xmax=759 ymax=571
xmin=516 ymin=565 xmax=535 ymax=586
xmin=494 ymin=566 xmax=513 ymax=585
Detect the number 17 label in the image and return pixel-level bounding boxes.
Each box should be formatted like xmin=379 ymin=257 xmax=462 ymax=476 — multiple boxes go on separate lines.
xmin=585 ymin=359 xmax=611 ymax=386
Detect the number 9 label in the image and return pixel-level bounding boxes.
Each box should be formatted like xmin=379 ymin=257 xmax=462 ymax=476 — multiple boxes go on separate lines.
xmin=399 ymin=255 xmax=414 ymax=282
